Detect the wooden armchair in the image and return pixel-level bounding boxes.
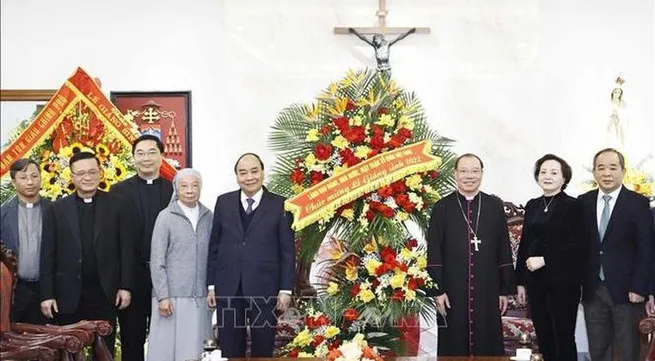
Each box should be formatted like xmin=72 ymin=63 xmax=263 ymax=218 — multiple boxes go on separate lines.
xmin=501 ymin=202 xmax=537 ymax=353
xmin=0 ymin=242 xmax=114 ymax=361
xmin=640 ymin=316 xmax=655 ymax=361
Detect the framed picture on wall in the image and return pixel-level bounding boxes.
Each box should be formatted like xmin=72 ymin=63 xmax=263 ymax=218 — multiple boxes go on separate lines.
xmin=110 ymin=91 xmax=192 ymax=168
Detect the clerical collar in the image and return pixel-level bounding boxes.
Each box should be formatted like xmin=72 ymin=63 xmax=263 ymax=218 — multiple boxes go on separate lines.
xmin=18 ymin=199 xmax=40 ymax=208
xmin=75 ymin=193 xmax=96 ymax=203
xmin=457 ymin=191 xmax=479 ymax=201
xmin=138 ymin=176 xmax=161 ymax=185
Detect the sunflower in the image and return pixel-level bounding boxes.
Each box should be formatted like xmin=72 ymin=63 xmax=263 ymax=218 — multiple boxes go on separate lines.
xmin=95 ymin=144 xmax=110 ymax=157
xmin=41 ymin=162 xmax=58 ymax=174
xmin=69 ymin=142 xmax=85 ymax=154
xmin=66 ymin=182 xmax=76 ymax=194
xmin=98 ymin=180 xmax=111 ymax=192
xmin=113 ymin=161 xmax=127 ymax=181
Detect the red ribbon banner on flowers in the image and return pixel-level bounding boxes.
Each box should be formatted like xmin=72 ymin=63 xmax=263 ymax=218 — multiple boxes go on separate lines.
xmin=285 ymin=140 xmax=440 ymax=231
xmin=0 ymin=67 xmax=177 ymax=180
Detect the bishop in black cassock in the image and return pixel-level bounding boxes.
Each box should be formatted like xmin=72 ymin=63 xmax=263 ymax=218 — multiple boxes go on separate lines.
xmin=426 ymin=154 xmax=515 ymax=356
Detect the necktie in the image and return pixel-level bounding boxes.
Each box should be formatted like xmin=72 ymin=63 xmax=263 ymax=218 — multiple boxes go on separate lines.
xmin=245 ymin=198 xmax=255 ymax=214
xmin=598 ymin=195 xmax=611 ymax=281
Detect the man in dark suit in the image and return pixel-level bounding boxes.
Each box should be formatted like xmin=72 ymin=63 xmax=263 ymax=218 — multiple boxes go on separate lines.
xmin=206 ymin=153 xmax=295 ymax=357
xmin=0 ymin=159 xmax=49 ymax=324
xmin=111 ymin=134 xmax=173 ymax=361
xmin=579 ymin=148 xmax=653 ymax=361
xmin=40 ymin=151 xmax=133 ymax=357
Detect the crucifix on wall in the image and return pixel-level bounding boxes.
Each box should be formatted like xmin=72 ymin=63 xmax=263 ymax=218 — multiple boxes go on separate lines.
xmin=335 ymin=0 xmax=430 ymax=71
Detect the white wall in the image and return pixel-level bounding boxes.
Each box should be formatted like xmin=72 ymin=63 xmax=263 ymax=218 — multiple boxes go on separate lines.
xmin=2 ymin=0 xmax=653 ymax=206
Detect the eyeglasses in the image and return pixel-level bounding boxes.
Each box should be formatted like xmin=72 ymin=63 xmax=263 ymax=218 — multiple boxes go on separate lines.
xmin=134 ymin=150 xmax=161 ymax=159
xmin=72 ymin=170 xmax=100 ymax=178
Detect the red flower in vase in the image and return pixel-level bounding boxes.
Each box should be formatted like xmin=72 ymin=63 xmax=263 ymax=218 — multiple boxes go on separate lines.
xmin=395 ymin=194 xmax=416 ymax=213
xmin=288 ymin=349 xmax=299 ymax=357
xmin=377 ymin=186 xmax=394 ymax=199
xmin=407 ymin=278 xmax=419 ymax=291
xmin=339 ymin=149 xmax=360 ymax=167
xmin=290 ymin=169 xmax=305 ymax=184
xmin=351 ymin=283 xmax=361 ymax=297
xmin=309 ymin=171 xmax=326 ymax=185
xmin=320 ymin=124 xmax=333 ymax=135
xmin=333 ymin=117 xmax=349 ymax=132
xmin=380 ymin=247 xmax=397 ymax=265
xmin=391 ymin=289 xmax=406 ymax=302
xmin=311 ymin=335 xmax=325 ymax=348
xmin=407 ymin=238 xmax=418 ymax=249
xmin=342 ymin=126 xmax=366 ymax=144
xmin=346 ymin=99 xmax=357 ymax=111
xmin=314 ymin=143 xmax=333 ymax=161
xmin=428 ymin=170 xmax=440 ymax=179
xmin=391 ymin=180 xmax=407 ymax=194
xmin=343 ymin=308 xmax=360 ymax=322
xmin=377 ymin=107 xmax=390 ymax=115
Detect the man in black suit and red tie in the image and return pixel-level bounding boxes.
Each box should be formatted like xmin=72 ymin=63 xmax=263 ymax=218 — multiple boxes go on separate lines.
xmin=579 ymin=148 xmax=653 ymax=361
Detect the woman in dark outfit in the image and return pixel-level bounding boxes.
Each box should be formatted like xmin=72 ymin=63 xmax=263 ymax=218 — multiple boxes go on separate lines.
xmin=515 ymin=154 xmax=588 ymax=361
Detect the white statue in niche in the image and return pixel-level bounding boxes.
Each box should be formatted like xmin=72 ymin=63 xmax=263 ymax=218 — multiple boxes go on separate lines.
xmin=605 ymin=77 xmax=628 ymax=151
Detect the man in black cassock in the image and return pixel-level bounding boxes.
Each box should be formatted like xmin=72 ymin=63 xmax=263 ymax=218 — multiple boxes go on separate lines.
xmin=111 ymin=135 xmax=173 ymax=361
xmin=40 ymin=151 xmax=133 ymax=358
xmin=426 ymin=153 xmax=515 ymax=356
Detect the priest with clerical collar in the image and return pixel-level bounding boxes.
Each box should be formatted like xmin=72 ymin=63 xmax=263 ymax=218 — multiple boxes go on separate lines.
xmin=426 ymin=153 xmax=515 ymax=356
xmin=40 ymin=151 xmax=132 ymax=358
xmin=110 ymin=134 xmax=173 ymax=361
xmin=0 ymin=158 xmax=50 ymax=324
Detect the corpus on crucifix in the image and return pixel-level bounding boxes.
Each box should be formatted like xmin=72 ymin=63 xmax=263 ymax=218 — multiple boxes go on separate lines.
xmin=348 ymin=28 xmax=416 ymax=71
xmin=335 ymin=0 xmax=429 ymax=71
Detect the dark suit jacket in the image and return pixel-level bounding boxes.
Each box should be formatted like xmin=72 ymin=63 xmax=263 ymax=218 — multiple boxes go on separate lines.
xmin=0 ymin=197 xmax=51 ymax=255
xmin=515 ymin=192 xmax=588 ymax=287
xmin=207 ymin=188 xmax=295 ymax=298
xmin=40 ymin=191 xmax=133 ymax=314
xmin=580 ymin=186 xmax=653 ymax=304
xmin=109 ymin=176 xmax=173 ymax=267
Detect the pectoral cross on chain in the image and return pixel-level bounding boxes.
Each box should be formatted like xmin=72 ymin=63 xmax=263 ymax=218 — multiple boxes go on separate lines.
xmin=471 ymin=236 xmax=482 ymax=252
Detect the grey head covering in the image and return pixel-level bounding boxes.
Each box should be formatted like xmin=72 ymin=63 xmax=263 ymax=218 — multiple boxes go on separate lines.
xmin=170 ymin=168 xmax=203 ymax=203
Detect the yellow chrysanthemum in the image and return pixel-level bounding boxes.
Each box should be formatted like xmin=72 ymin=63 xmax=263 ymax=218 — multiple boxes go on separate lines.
xmin=405 ymin=174 xmax=423 ymax=190
xmin=350 ymin=115 xmax=363 ymax=126
xmin=358 ymin=288 xmax=375 ymax=303
xmin=376 ymin=114 xmax=394 ymax=127
xmin=416 ymin=256 xmax=427 ymax=269
xmin=365 ymin=259 xmax=383 ymax=276
xmin=354 ymin=146 xmax=372 ymax=159
xmin=333 ymin=165 xmax=348 ymax=176
xmin=399 ymin=248 xmax=413 ymax=261
xmin=291 ymin=184 xmax=305 ymax=194
xmin=305 ymin=153 xmax=318 ymax=167
xmin=326 ymin=282 xmax=339 ymax=295
xmin=324 ymin=326 xmax=340 ymax=339
xmin=363 ymin=242 xmax=377 ymax=254
xmin=397 ymin=115 xmax=415 ymax=130
xmin=389 ymin=273 xmax=406 ymax=289
xmin=340 ymin=208 xmax=355 ymax=221
xmin=395 ymin=211 xmax=410 ymax=221
xmin=49 ymin=183 xmax=62 ymax=196
xmin=345 ymin=262 xmax=358 ymax=281
xmin=61 ymin=167 xmax=72 ymax=181
xmin=331 ymin=135 xmax=349 ymax=150
xmin=59 ymin=146 xmax=74 ymax=158
xmin=292 ymin=329 xmax=313 ymax=347
xmin=404 ymin=288 xmax=416 ymax=301
xmin=305 ymin=129 xmax=320 ymax=142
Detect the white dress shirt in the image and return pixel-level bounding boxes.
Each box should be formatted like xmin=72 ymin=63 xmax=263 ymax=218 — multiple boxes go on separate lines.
xmin=596 ymin=186 xmax=622 ymax=227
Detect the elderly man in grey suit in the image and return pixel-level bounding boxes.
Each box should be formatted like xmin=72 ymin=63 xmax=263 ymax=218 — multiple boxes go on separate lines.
xmin=0 ymin=159 xmax=49 ymax=324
